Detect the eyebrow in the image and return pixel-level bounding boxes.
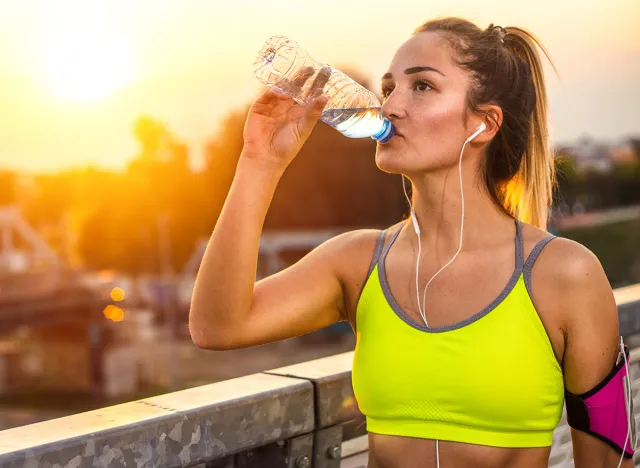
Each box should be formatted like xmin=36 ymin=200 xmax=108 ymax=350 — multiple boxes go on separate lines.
xmin=381 ymin=66 xmax=445 ymax=80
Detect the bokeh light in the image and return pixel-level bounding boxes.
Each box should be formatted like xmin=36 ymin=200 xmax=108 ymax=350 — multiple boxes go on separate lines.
xmin=110 ymin=287 xmax=126 ymax=301
xmin=103 ymin=305 xmax=125 ymax=322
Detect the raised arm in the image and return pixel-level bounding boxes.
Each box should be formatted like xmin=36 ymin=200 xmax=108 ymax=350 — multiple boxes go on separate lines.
xmin=189 ymin=87 xmax=364 ymax=350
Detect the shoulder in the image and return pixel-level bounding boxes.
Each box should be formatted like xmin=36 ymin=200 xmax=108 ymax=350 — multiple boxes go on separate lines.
xmin=520 ymin=223 xmax=607 ymax=295
xmin=323 ymin=221 xmax=407 ymax=327
xmin=537 ymin=234 xmax=617 ymax=329
xmin=521 ymin=223 xmax=619 ymax=384
xmin=533 ymin=232 xmax=611 ymax=297
xmin=324 ymin=220 xmax=406 ymax=276
xmin=530 ymin=233 xmax=616 ymax=328
xmin=319 ymin=228 xmax=381 ymax=266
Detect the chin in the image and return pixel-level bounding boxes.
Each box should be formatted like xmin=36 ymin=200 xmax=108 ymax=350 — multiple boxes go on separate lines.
xmin=375 ymin=145 xmax=409 ymax=175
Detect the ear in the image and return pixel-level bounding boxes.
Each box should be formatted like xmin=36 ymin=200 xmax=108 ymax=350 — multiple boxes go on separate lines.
xmin=472 ymin=104 xmax=503 ymax=144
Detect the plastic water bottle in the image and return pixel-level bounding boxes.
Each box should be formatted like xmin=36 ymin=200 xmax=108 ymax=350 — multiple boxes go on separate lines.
xmin=253 ymin=36 xmax=394 ymax=143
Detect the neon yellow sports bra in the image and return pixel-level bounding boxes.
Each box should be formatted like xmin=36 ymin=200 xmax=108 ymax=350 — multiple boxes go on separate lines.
xmin=352 ymin=219 xmax=565 ymax=448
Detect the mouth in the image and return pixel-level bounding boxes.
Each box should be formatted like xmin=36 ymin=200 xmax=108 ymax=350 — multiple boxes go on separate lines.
xmin=385 ymin=132 xmax=403 ymax=142
xmin=377 ymin=127 xmax=403 ymax=145
xmin=391 ymin=125 xmax=404 ymax=138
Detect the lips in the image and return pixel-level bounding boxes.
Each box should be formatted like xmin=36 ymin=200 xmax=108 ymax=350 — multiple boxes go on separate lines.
xmin=379 ymin=133 xmax=402 ymax=145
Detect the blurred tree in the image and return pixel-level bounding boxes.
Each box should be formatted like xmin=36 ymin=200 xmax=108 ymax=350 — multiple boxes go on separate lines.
xmin=613 ymin=160 xmax=640 ymax=206
xmin=629 ymin=138 xmax=640 ymax=160
xmin=202 ymin=107 xmax=248 ymax=231
xmin=77 ymin=116 xmax=208 ymax=273
xmin=552 ymin=143 xmax=640 ymax=215
xmin=0 ymin=170 xmax=17 ymax=206
xmin=553 ymin=153 xmax=578 ymax=211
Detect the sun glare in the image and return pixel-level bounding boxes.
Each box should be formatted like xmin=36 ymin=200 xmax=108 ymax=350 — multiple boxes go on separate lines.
xmin=43 ymin=28 xmax=134 ymax=103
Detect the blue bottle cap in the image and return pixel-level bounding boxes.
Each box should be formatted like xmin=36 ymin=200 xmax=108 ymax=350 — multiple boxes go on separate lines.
xmin=371 ymin=119 xmax=395 ymax=143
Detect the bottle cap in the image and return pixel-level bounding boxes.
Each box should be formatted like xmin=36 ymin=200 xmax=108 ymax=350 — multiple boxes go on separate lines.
xmin=372 ymin=119 xmax=395 ymax=143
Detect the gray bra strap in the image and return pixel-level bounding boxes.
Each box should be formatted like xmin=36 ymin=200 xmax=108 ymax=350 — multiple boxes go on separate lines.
xmin=524 ymin=235 xmax=556 ymax=271
xmin=380 ymin=223 xmax=405 ymax=262
xmin=524 ymin=234 xmax=556 ymax=295
xmin=365 ymin=229 xmax=388 ymax=279
xmin=515 ymin=219 xmax=524 ymax=272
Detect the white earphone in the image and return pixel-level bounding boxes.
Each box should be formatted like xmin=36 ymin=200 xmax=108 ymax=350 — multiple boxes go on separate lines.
xmin=466 ymin=121 xmax=487 ymax=143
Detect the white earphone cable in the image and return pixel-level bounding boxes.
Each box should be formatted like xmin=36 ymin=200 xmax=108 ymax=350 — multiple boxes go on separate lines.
xmin=402 ymin=135 xmax=471 ymax=328
xmin=419 ymin=137 xmax=468 ymax=323
xmin=402 ymin=177 xmax=426 ymax=326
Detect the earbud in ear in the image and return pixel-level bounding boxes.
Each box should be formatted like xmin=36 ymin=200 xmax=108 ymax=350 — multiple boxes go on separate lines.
xmin=465 ymin=122 xmax=487 ymax=143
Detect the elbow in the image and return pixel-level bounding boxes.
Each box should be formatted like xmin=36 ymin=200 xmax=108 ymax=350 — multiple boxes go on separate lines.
xmin=190 ymin=330 xmax=218 ymax=350
xmin=189 ymin=310 xmax=240 ymax=351
xmin=190 ymin=327 xmax=237 ymax=351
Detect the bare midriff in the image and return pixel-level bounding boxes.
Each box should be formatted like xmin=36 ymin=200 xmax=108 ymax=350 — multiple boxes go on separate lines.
xmin=366 ymin=432 xmax=552 ymax=468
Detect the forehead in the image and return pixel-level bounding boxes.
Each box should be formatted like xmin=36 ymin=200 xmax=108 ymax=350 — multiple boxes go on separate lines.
xmin=386 ymin=31 xmax=459 ymax=77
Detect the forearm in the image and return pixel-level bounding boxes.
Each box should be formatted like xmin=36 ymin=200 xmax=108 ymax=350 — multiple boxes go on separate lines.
xmin=189 ymin=155 xmax=283 ymax=347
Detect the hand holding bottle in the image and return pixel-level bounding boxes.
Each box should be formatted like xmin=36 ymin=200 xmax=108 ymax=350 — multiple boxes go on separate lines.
xmin=241 ymin=80 xmax=329 ymax=174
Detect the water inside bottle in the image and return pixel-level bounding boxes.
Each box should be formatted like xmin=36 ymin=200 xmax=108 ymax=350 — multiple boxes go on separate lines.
xmin=320 ymin=107 xmax=385 ymax=139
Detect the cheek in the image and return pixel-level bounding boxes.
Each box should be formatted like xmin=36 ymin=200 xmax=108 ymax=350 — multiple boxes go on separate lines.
xmin=374 ymin=94 xmax=468 ymax=172
xmin=410 ymin=97 xmax=467 ymax=152
xmin=415 ymin=97 xmax=465 ymax=138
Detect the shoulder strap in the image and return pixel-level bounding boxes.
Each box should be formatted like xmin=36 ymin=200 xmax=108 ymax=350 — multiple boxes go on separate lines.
xmin=515 ymin=219 xmax=525 ymax=271
xmin=365 ymin=230 xmax=388 ymax=280
xmin=523 ymin=234 xmax=557 ymax=296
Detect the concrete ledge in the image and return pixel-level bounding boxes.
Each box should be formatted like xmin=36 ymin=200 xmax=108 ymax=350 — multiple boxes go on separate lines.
xmin=266 ymin=352 xmax=360 ymax=428
xmin=0 ymin=373 xmax=313 ymax=468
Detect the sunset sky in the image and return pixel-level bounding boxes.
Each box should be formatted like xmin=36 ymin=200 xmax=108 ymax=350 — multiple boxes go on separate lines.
xmin=0 ymin=0 xmax=638 ymax=171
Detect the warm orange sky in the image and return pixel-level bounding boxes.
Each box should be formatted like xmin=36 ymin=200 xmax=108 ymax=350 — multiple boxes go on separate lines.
xmin=1 ymin=0 xmax=638 ymax=171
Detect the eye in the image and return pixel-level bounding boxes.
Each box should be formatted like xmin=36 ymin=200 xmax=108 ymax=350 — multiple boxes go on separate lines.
xmin=381 ymin=85 xmax=394 ymax=99
xmin=381 ymin=80 xmax=433 ymax=100
xmin=413 ymin=80 xmax=433 ymax=92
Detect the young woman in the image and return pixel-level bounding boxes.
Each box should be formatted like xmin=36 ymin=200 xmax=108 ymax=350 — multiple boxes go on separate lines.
xmin=190 ymin=17 xmax=634 ymax=468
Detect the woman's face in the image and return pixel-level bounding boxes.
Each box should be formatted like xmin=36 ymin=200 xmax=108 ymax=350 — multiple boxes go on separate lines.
xmin=376 ymin=31 xmax=478 ymax=175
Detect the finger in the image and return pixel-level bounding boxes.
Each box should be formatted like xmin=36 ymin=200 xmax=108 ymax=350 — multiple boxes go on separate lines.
xmin=251 ymin=87 xmax=297 ymax=117
xmin=304 ymin=95 xmax=329 ymax=121
xmin=308 ymin=67 xmax=331 ymax=99
xmin=309 ymin=96 xmax=329 ymax=116
xmin=254 ymin=86 xmax=290 ymax=105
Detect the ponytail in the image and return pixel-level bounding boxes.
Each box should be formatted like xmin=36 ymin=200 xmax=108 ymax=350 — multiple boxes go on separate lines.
xmin=501 ymin=27 xmax=557 ymax=228
xmin=415 ymin=19 xmax=558 ymax=229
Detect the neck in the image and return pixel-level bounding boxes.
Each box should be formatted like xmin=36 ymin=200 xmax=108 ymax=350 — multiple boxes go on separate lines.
xmin=407 ymin=160 xmax=512 ymax=254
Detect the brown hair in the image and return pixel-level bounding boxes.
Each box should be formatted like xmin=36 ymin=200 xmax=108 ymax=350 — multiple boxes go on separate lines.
xmin=414 ymin=18 xmax=557 ymax=228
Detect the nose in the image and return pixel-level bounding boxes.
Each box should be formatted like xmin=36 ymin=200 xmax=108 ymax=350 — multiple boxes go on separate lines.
xmin=381 ymin=89 xmax=406 ymax=120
